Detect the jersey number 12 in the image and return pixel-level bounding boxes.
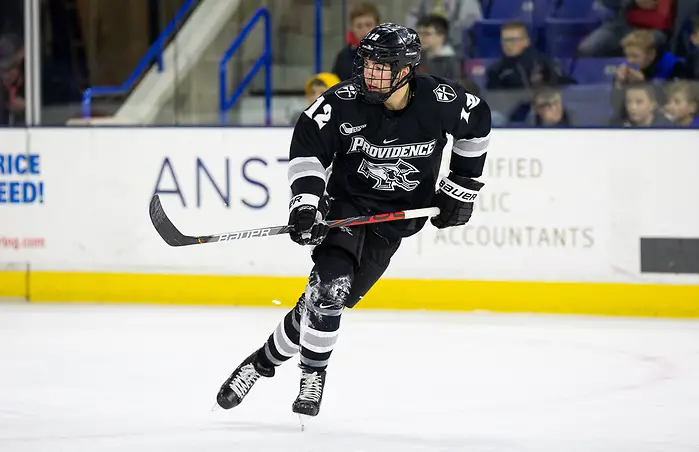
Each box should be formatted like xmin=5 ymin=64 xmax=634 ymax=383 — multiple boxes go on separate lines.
xmin=304 ymin=96 xmax=332 ymax=130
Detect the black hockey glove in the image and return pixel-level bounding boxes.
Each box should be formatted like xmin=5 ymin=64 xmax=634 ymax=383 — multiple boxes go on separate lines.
xmin=288 ymin=194 xmax=331 ymax=246
xmin=430 ymin=172 xmax=484 ymax=229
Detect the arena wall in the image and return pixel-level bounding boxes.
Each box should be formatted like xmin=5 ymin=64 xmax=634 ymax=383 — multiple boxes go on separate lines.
xmin=1 ymin=128 xmax=697 ymax=316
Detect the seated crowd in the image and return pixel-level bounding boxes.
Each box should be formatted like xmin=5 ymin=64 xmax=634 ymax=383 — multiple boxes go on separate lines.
xmin=301 ymin=0 xmax=699 ymax=128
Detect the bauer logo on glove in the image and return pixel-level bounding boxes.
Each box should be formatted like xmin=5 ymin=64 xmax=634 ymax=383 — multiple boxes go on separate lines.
xmin=430 ymin=172 xmax=484 ymax=229
xmin=438 ymin=178 xmax=479 ymax=202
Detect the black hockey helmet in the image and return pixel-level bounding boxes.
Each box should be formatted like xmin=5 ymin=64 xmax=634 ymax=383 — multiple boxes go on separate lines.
xmin=352 ymin=23 xmax=421 ymax=104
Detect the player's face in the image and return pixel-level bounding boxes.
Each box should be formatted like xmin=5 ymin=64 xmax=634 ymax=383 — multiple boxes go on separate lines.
xmin=363 ymin=59 xmax=394 ymax=92
xmin=625 ymin=89 xmax=655 ymax=123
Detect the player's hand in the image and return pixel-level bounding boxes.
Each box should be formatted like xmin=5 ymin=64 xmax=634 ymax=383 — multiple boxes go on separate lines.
xmin=430 ymin=172 xmax=484 ymax=229
xmin=288 ymin=195 xmax=331 ymax=246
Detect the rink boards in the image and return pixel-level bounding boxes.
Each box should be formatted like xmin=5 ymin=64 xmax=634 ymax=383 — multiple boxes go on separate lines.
xmin=1 ymin=127 xmax=698 ymax=317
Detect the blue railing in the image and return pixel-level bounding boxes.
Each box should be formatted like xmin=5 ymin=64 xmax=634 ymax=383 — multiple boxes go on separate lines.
xmin=81 ymin=0 xmax=197 ymax=118
xmin=315 ymin=0 xmax=322 ymax=74
xmin=219 ymin=7 xmax=272 ymax=125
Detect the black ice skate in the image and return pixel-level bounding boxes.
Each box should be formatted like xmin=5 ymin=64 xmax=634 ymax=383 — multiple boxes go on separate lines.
xmin=291 ymin=370 xmax=326 ymax=417
xmin=216 ymin=350 xmax=275 ymax=409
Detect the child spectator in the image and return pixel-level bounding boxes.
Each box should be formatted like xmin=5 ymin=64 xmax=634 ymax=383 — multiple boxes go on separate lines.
xmin=288 ymin=72 xmax=341 ymax=125
xmin=416 ymin=14 xmax=461 ymax=81
xmin=405 ymin=0 xmax=483 ymax=52
xmin=486 ymin=22 xmax=576 ymax=90
xmin=529 ymin=88 xmax=574 ymax=127
xmin=613 ymin=29 xmax=688 ymax=88
xmin=331 ymin=3 xmax=380 ymax=81
xmin=611 ymin=28 xmax=689 ymax=120
xmin=611 ymin=84 xmax=674 ymax=126
xmin=664 ymin=80 xmax=699 ymax=126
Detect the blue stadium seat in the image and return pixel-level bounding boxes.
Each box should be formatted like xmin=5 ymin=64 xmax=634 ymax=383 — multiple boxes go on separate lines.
xmin=560 ymin=84 xmax=614 ymax=126
xmin=554 ymin=0 xmax=610 ymax=19
xmin=566 ymin=57 xmax=624 ymax=84
xmin=545 ymin=18 xmax=600 ymax=57
xmin=533 ymin=0 xmax=557 ymax=25
xmin=483 ymin=0 xmax=535 ymax=20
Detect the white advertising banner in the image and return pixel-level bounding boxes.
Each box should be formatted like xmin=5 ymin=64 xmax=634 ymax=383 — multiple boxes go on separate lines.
xmin=396 ymin=129 xmax=699 ymax=284
xmin=1 ymin=128 xmax=698 ymax=284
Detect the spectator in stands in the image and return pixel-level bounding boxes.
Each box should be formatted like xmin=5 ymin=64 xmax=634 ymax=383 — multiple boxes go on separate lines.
xmin=405 ymin=0 xmax=483 ymax=52
xmin=613 ymin=29 xmax=687 ymax=87
xmin=611 ymin=83 xmax=674 ymax=126
xmin=688 ymin=15 xmax=699 ymax=78
xmin=486 ymin=22 xmax=576 ymax=90
xmin=663 ymin=80 xmax=699 ymax=126
xmin=288 ymin=72 xmax=341 ymax=124
xmin=331 ymin=3 xmax=380 ymax=81
xmin=578 ymin=0 xmax=698 ymax=58
xmin=529 ymin=88 xmax=574 ymax=127
xmin=416 ymin=14 xmax=461 ymax=81
xmin=0 ymin=33 xmax=24 ymax=126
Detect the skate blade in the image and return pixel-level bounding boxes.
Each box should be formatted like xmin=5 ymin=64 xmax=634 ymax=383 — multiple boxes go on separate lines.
xmin=298 ymin=413 xmax=311 ymax=431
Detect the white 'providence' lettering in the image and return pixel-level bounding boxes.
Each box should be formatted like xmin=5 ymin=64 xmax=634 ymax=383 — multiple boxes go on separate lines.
xmin=348 ymin=136 xmax=436 ymax=160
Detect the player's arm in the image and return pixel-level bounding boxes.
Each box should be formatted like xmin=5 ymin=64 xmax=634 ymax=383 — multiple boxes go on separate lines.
xmin=449 ymin=90 xmax=490 ymax=179
xmin=287 ymin=95 xmax=339 ymax=245
xmin=431 ymin=89 xmax=491 ymax=229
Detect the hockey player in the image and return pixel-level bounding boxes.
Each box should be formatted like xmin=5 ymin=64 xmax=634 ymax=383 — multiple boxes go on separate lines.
xmin=216 ymin=23 xmax=491 ymax=417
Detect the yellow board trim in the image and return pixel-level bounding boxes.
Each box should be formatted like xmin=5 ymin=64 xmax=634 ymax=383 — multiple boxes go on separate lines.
xmin=5 ymin=270 xmax=696 ymax=318
xmin=0 ymin=271 xmax=27 ymax=298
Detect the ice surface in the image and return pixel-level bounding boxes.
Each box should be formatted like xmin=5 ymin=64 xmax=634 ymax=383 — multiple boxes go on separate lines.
xmin=1 ymin=302 xmax=698 ymax=452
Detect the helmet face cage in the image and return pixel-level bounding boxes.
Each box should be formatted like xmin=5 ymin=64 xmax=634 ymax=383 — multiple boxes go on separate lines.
xmin=352 ymin=28 xmax=420 ymax=104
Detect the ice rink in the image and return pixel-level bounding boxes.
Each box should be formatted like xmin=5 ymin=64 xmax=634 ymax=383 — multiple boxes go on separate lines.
xmin=1 ymin=302 xmax=698 ymax=452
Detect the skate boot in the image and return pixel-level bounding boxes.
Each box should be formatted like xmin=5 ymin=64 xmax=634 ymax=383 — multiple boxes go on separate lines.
xmin=291 ymin=369 xmax=327 ymax=417
xmin=216 ymin=350 xmax=275 ymax=409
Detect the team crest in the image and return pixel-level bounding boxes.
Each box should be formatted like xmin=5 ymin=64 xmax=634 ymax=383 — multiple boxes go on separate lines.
xmin=433 ymin=84 xmax=457 ymax=102
xmin=335 ymin=85 xmax=358 ymax=100
xmin=357 ymin=159 xmax=419 ymax=191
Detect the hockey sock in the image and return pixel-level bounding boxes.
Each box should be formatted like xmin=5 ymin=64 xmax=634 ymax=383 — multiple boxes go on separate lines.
xmin=260 ymin=300 xmax=302 ymax=367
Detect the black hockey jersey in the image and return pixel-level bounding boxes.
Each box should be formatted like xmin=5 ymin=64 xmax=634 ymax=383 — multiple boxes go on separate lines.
xmin=288 ymin=73 xmax=491 ymax=238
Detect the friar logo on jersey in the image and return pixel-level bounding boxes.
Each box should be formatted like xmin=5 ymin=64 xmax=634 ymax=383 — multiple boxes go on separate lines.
xmin=335 ymin=85 xmax=358 ymax=100
xmin=347 ymin=136 xmax=437 ymax=159
xmin=433 ymin=84 xmax=457 ymax=103
xmin=357 ymin=159 xmax=419 ymax=191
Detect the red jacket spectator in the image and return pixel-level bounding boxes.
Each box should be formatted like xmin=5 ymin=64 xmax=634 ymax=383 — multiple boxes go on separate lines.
xmin=626 ymin=0 xmax=675 ymax=31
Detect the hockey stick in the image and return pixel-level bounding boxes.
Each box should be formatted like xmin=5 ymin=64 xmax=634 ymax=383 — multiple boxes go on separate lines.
xmin=149 ymin=194 xmax=440 ymax=247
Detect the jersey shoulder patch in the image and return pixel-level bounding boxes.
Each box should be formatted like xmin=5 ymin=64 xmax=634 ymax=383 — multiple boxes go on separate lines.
xmin=332 ymin=82 xmax=359 ymax=101
xmin=415 ymin=74 xmax=461 ymax=104
xmin=433 ymin=83 xmax=458 ymax=103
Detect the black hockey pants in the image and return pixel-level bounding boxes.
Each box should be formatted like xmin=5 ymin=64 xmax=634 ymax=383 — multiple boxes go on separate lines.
xmin=259 ymin=198 xmax=401 ymax=371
